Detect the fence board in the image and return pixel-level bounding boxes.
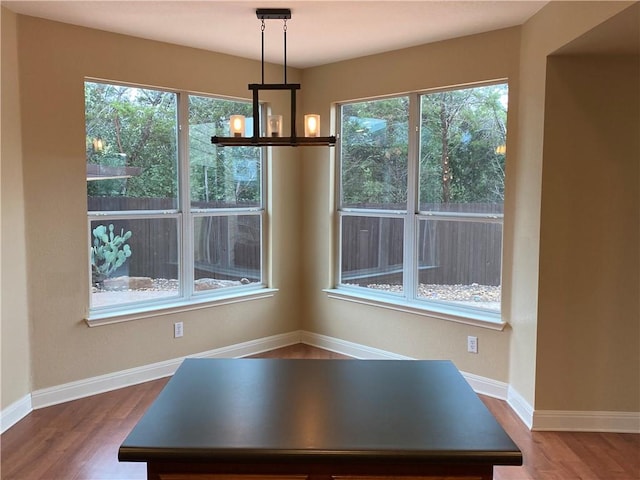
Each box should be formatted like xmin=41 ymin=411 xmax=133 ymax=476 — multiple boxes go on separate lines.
xmin=342 ymin=203 xmax=503 ymax=286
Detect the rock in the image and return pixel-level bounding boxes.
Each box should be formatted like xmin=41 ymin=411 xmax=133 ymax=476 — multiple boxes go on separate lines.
xmin=194 ymin=278 xmax=242 ymax=291
xmin=103 ymin=276 xmax=153 ymax=291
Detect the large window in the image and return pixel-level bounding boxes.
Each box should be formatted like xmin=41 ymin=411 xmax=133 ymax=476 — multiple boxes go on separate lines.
xmin=337 ymin=83 xmax=507 ymax=321
xmin=86 ymin=81 xmax=265 ymax=316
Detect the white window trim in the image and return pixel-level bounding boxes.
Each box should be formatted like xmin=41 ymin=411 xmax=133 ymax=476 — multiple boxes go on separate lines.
xmin=85 ymin=288 xmax=278 ymax=327
xmin=324 ymin=288 xmax=505 ymax=331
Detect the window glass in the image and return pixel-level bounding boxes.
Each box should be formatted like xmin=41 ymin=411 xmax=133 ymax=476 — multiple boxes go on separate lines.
xmin=85 ymin=82 xmax=178 ymax=210
xmin=417 ymin=84 xmax=506 ymax=312
xmin=416 ymin=218 xmax=502 ymax=312
xmin=340 ymin=97 xmax=409 ymax=210
xmin=340 ymin=215 xmax=404 ymax=294
xmin=189 ymin=96 xmax=261 ymax=208
xmin=193 ymin=214 xmax=262 ymax=292
xmin=419 ymin=84 xmax=507 ymax=214
xmin=90 ymin=217 xmax=180 ymax=309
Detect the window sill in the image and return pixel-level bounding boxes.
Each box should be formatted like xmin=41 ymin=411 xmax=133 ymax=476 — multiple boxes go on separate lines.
xmin=323 ymin=288 xmax=506 ymax=331
xmin=85 ymin=288 xmax=278 ymax=327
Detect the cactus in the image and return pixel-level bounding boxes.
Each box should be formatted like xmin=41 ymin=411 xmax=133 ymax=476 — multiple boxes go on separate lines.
xmin=90 ymin=224 xmax=133 ymax=285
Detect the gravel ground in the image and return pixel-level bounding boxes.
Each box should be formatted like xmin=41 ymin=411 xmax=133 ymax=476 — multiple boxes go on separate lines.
xmin=363 ymin=282 xmax=500 ymax=302
xmin=92 ymin=277 xmax=253 ymax=309
xmin=348 ymin=282 xmax=501 ymax=311
xmin=93 ymin=278 xmax=500 ymax=311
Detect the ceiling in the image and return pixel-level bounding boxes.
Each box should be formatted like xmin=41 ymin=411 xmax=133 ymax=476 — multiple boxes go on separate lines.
xmin=3 ymin=1 xmax=548 ymax=68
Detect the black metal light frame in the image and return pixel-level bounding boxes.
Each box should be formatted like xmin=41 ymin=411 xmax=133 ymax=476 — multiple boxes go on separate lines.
xmin=211 ymin=9 xmax=336 ymax=147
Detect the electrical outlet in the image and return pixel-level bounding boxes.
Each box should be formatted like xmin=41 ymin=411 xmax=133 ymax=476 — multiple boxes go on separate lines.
xmin=174 ymin=322 xmax=184 ymax=338
xmin=467 ymin=335 xmax=478 ymax=354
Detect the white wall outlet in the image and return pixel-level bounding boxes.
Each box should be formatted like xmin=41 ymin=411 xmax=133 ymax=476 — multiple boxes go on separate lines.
xmin=174 ymin=322 xmax=184 ymax=338
xmin=467 ymin=335 xmax=478 ymax=354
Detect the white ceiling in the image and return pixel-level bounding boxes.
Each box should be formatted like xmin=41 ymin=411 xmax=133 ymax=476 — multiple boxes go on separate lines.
xmin=3 ymin=1 xmax=548 ymax=68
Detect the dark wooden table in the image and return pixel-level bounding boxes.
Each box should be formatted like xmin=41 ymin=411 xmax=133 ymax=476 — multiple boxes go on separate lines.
xmin=119 ymin=358 xmax=522 ymax=480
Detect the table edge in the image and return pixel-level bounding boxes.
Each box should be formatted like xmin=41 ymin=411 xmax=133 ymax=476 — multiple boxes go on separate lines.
xmin=119 ymin=446 xmax=523 ymax=466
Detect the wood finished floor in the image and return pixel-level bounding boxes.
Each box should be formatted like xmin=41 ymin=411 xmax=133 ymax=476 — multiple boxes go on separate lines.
xmin=1 ymin=344 xmax=638 ymax=480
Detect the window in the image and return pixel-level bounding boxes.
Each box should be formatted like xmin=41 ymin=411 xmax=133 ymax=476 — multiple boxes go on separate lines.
xmin=86 ymin=81 xmax=266 ymax=317
xmin=337 ymin=83 xmax=507 ymax=321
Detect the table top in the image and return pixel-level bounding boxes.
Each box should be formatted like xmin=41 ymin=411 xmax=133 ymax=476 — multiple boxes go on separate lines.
xmin=119 ymin=358 xmax=522 ymax=466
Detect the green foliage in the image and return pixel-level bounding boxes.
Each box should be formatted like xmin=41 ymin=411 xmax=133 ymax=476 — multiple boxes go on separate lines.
xmin=341 ymin=97 xmax=409 ymax=207
xmin=90 ymin=224 xmax=133 ymax=283
xmin=340 ymin=85 xmax=507 ymax=209
xmin=85 ymin=82 xmax=178 ymax=200
xmin=188 ymin=95 xmax=261 ymax=207
xmin=420 ymin=84 xmax=507 ymax=206
xmin=85 ymin=83 xmax=261 ymax=208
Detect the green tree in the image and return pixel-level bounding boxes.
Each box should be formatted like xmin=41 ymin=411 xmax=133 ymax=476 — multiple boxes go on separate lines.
xmin=339 ymin=85 xmax=507 ymax=210
xmin=85 ymin=84 xmax=261 ymax=208
xmin=85 ymin=82 xmax=178 ymax=201
xmin=188 ymin=96 xmax=260 ymax=207
xmin=420 ymin=84 xmax=507 ymax=208
xmin=341 ymin=97 xmax=409 ymax=208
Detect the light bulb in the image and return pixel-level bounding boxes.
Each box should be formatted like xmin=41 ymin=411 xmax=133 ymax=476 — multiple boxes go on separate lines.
xmin=305 ymin=114 xmax=320 ymax=137
xmin=229 ymin=115 xmax=245 ymax=137
xmin=268 ymin=115 xmax=283 ymax=137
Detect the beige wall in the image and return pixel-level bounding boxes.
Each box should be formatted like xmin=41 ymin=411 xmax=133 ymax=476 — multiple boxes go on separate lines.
xmin=1 ymin=7 xmax=32 ymax=410
xmin=14 ymin=16 xmax=303 ymax=391
xmin=300 ymin=27 xmax=522 ymax=382
xmin=508 ymin=0 xmax=635 ymax=409
xmin=537 ymin=53 xmax=639 ymax=411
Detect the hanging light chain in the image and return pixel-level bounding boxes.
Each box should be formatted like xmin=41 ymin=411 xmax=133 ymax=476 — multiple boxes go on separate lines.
xmin=283 ymin=18 xmax=288 ymax=84
xmin=261 ymin=19 xmax=265 ymax=83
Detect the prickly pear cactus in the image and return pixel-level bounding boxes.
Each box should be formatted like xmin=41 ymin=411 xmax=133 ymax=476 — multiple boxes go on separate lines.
xmin=90 ymin=224 xmax=133 ymax=285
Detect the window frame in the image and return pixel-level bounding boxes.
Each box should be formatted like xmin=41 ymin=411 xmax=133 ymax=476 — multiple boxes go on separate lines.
xmin=331 ymin=82 xmax=507 ymax=330
xmin=85 ymin=79 xmax=272 ymax=325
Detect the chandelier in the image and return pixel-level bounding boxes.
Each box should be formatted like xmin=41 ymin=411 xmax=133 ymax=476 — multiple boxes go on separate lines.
xmin=211 ymin=8 xmax=336 ymax=147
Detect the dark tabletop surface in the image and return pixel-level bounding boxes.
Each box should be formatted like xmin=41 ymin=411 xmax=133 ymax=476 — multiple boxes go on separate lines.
xmin=119 ymin=358 xmax=522 ymax=465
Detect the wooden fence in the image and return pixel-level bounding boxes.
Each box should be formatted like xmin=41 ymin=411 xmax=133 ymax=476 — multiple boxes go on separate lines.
xmin=88 ymin=197 xmax=260 ymax=282
xmin=89 ymin=197 xmax=502 ymax=286
xmin=341 ymin=203 xmax=503 ymax=286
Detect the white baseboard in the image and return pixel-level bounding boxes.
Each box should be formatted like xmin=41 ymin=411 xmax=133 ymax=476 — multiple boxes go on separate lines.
xmin=1 ymin=331 xmax=506 ymax=434
xmin=31 ymin=356 xmax=181 ymax=410
xmin=199 ymin=331 xmax=301 ymax=359
xmin=507 ymin=386 xmax=535 ymax=430
xmin=6 ymin=330 xmax=638 ymax=434
xmin=533 ymin=409 xmax=640 ymax=433
xmin=463 ymin=371 xmax=509 ymax=400
xmin=30 ymin=331 xmax=301 ymax=410
xmin=1 ymin=394 xmax=33 ymax=434
xmin=300 ymin=331 xmax=412 ymax=359
xmin=300 ymin=331 xmax=508 ymax=400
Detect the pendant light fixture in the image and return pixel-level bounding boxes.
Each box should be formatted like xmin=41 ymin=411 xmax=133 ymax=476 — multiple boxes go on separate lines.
xmin=211 ymin=8 xmax=336 ymax=147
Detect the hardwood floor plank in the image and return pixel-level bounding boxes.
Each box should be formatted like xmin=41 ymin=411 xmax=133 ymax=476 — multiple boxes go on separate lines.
xmin=248 ymin=343 xmax=351 ymax=359
xmin=481 ymin=395 xmax=639 ymax=480
xmin=1 ymin=344 xmax=638 ymax=480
